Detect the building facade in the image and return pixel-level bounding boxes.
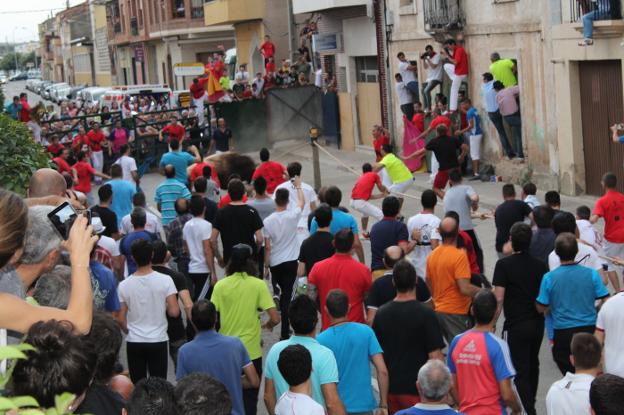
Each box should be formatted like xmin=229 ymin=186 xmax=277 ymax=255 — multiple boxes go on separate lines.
xmin=385 ymin=0 xmax=624 ymax=195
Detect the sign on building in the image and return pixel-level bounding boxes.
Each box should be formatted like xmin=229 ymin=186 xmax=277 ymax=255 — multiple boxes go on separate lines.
xmin=313 ymin=33 xmax=343 ymax=52
xmin=173 ymin=63 xmax=205 ymax=77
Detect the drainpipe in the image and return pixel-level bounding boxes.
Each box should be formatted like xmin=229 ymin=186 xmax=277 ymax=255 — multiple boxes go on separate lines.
xmin=375 ymin=0 xmax=394 ymax=136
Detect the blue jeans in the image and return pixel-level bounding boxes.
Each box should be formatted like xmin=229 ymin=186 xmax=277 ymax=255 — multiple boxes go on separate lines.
xmin=421 ymin=79 xmax=442 ymax=110
xmin=406 ymin=81 xmax=420 ymax=103
xmin=488 ymin=111 xmax=515 ymax=158
xmin=504 ymin=113 xmax=524 ymax=158
xmin=583 ymin=4 xmax=610 ymax=39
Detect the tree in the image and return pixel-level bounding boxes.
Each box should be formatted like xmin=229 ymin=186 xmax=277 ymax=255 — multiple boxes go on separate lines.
xmin=0 ymin=114 xmax=51 ymax=195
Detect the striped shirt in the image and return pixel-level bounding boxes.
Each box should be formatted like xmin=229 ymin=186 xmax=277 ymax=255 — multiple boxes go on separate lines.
xmin=155 ymin=178 xmax=192 ymax=225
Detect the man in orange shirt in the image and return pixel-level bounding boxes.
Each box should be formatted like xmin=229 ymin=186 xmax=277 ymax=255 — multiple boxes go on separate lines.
xmin=426 ymin=216 xmax=479 ymax=343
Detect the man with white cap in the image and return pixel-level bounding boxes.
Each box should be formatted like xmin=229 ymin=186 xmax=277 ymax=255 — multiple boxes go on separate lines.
xmin=91 ymin=215 xmax=123 ymax=279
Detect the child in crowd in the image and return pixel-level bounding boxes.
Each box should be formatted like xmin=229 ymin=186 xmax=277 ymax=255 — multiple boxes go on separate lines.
xmin=274 ymin=345 xmax=325 ymax=415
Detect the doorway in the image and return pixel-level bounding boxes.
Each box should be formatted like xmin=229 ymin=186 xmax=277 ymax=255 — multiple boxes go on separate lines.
xmin=579 ymin=60 xmax=624 ymax=194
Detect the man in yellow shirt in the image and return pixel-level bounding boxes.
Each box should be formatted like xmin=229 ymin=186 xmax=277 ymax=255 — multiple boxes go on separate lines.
xmin=489 ymin=53 xmax=517 ymax=87
xmin=211 ymin=243 xmax=281 ymax=415
xmin=374 ymin=144 xmax=414 ymax=210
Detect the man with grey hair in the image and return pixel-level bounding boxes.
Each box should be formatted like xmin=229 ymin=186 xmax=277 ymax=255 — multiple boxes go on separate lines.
xmin=119 ymin=207 xmax=159 ymax=276
xmin=395 ymin=359 xmax=459 ymax=414
xmin=0 ymin=205 xmax=62 ymax=343
xmin=32 ymin=265 xmax=72 ymax=309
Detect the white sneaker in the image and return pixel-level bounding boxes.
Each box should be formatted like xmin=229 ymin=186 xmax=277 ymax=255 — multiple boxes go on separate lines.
xmin=578 ymin=38 xmax=594 ymax=46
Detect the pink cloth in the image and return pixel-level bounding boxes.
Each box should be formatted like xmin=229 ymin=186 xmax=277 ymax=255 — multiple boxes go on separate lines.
xmin=112 ymin=129 xmax=128 ymax=153
xmin=496 ymin=85 xmax=520 ymax=116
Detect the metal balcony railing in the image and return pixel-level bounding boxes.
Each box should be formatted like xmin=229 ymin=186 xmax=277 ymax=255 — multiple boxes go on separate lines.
xmin=567 ymin=0 xmax=621 ymax=23
xmin=423 ymin=0 xmax=463 ymax=31
xmin=130 ymin=17 xmax=139 ymax=36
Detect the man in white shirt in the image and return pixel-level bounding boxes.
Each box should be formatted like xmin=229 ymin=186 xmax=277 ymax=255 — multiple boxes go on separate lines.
xmin=595 ymin=292 xmax=624 ymax=377
xmin=420 ymin=45 xmax=443 ymax=112
xmin=397 ymin=51 xmax=419 ymax=103
xmin=264 ymin=178 xmax=305 ymax=340
xmin=115 ymin=238 xmax=180 ymax=383
xmin=273 ymin=162 xmax=318 ymax=248
xmin=235 ymin=64 xmax=250 ymax=83
xmin=121 ymin=192 xmax=163 ymax=236
xmin=115 ymin=144 xmax=139 ymax=186
xmin=275 ymin=344 xmax=325 ymax=415
xmin=546 ymin=333 xmax=602 ymax=415
xmin=183 ymin=195 xmax=217 ymax=301
xmin=407 ymin=190 xmax=441 ymax=279
xmin=395 ymin=73 xmax=414 ymax=120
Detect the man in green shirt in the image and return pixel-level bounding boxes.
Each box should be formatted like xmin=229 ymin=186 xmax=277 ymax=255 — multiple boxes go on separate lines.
xmin=211 ymin=243 xmax=281 ymax=415
xmin=489 ymin=53 xmax=517 ymax=87
xmin=374 ymin=144 xmax=415 ymax=210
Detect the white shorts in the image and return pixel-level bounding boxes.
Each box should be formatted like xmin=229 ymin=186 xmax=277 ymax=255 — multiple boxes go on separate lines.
xmin=603 ymin=240 xmax=624 ymax=272
xmin=469 ymin=134 xmax=483 ymax=161
xmin=380 ymin=169 xmax=392 ymax=188
xmin=390 ymin=178 xmax=415 ymax=194
xmin=350 ymin=199 xmax=383 ymax=221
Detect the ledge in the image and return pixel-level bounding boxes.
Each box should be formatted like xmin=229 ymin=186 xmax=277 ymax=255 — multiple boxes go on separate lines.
xmin=572 ymin=19 xmax=624 ymax=37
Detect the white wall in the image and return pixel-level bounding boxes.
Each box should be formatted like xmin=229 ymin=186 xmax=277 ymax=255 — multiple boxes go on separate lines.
xmin=343 ymin=16 xmax=377 ymax=57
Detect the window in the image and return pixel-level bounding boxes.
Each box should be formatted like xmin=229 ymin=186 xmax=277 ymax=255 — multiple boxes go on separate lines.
xmin=172 ymin=0 xmax=185 ymax=18
xmin=355 ymin=56 xmax=379 ymax=83
xmin=191 ymin=0 xmax=204 ymax=18
xmin=399 ymin=0 xmax=416 ymax=15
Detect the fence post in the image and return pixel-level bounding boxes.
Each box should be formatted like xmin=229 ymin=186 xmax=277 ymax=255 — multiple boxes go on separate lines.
xmin=310 ymin=127 xmax=321 ymax=192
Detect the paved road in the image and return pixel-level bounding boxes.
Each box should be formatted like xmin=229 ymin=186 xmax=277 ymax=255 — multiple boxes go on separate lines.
xmin=6 ymin=79 xmax=609 ymax=414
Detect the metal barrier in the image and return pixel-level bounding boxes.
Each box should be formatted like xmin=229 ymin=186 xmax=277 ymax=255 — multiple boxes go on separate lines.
xmin=39 ymin=111 xmax=122 ymax=140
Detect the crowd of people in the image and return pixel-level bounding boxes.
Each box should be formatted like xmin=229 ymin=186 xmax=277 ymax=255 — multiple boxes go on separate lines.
xmin=2 ymin=115 xmax=624 ymax=415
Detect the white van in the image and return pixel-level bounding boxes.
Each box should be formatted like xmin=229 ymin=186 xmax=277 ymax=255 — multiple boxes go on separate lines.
xmin=100 ymin=84 xmax=173 ymax=109
xmin=80 ymin=87 xmax=108 ymax=107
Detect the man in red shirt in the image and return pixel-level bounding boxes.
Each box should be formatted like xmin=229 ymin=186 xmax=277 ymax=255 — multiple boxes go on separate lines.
xmin=372 ymin=125 xmax=389 ymax=162
xmin=189 ymin=162 xmax=221 ymax=188
xmin=190 ymin=77 xmax=208 ymax=125
xmin=260 ymin=35 xmax=276 ymax=63
xmin=307 ymin=229 xmax=372 ymax=330
xmin=159 ymin=116 xmax=186 ymax=144
xmin=350 ymin=163 xmax=388 ymax=236
xmin=440 ymin=39 xmax=469 ymax=112
xmin=251 ymin=148 xmax=286 ymax=195
xmin=73 ymin=151 xmax=110 ymax=205
xmin=52 ymin=147 xmax=76 ymax=177
xmin=46 ymin=135 xmax=65 ymax=157
xmin=19 ymin=93 xmax=30 ymax=122
xmin=412 ymin=102 xmax=426 ymax=132
xmin=591 ymin=172 xmax=624 ymax=288
xmin=71 ymin=126 xmax=90 ymax=155
xmin=87 ymin=123 xmax=106 ymax=182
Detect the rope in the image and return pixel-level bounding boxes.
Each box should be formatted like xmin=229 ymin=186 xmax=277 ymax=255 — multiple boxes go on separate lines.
xmin=311 ymin=141 xmax=420 ymax=200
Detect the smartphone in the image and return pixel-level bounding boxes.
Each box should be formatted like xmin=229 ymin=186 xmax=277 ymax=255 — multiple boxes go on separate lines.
xmin=47 ymin=201 xmax=79 ymax=240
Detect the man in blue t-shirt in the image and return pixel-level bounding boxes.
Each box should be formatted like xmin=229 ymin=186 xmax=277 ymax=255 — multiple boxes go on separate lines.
xmin=536 ymin=232 xmax=609 ymax=375
xmin=89 ymin=260 xmax=121 ymax=312
xmin=177 ymin=300 xmax=259 ymax=415
xmin=369 ymin=196 xmax=414 ymax=274
xmin=611 ymin=123 xmax=624 ymax=144
xmin=309 ymin=186 xmax=365 ymax=263
xmin=396 ymin=360 xmax=464 ymax=415
xmin=318 ymin=289 xmax=388 ymax=414
xmin=108 ymin=164 xmax=137 ymax=227
xmin=457 ymin=99 xmax=483 ymax=180
xmin=158 ymin=139 xmax=201 ymax=184
xmin=119 ymin=208 xmax=159 ymax=276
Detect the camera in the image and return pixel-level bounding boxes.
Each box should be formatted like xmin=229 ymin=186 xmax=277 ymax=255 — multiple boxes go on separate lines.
xmin=420 ymin=52 xmax=429 ymax=60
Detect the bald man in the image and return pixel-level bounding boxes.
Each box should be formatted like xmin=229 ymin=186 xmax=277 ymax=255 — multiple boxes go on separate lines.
xmin=366 ymin=245 xmax=432 ymax=324
xmin=426 ymin=216 xmax=479 ymax=343
xmin=27 ymin=168 xmax=67 ymax=198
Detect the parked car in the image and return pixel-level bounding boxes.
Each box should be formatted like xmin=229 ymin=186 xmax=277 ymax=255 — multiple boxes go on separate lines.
xmin=51 ymin=84 xmax=72 ymax=103
xmin=9 ymin=73 xmax=28 ymax=81
xmin=36 ymin=80 xmax=52 ymax=95
xmin=0 ymin=76 xmax=7 ymax=85
xmin=79 ymin=87 xmax=108 ymax=107
xmin=67 ymin=85 xmax=87 ymax=100
xmin=26 ymin=79 xmax=43 ymax=92
xmin=100 ymin=84 xmax=173 ymax=109
xmin=43 ymin=83 xmax=67 ymax=101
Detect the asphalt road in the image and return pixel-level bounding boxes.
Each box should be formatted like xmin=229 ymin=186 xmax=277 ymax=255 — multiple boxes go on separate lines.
xmin=4 ymin=78 xmax=592 ymax=415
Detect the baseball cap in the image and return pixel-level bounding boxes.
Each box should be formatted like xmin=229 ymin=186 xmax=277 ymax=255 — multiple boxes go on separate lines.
xmin=230 ymin=243 xmax=253 ymax=262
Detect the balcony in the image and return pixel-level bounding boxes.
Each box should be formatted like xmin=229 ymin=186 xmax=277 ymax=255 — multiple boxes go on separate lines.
xmin=559 ymin=0 xmax=624 ymax=38
xmin=204 ymin=0 xmax=265 ymax=26
xmin=423 ymin=0 xmax=463 ymax=33
xmin=292 ymin=0 xmax=370 ymax=15
xmin=130 ymin=17 xmax=139 ymax=36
